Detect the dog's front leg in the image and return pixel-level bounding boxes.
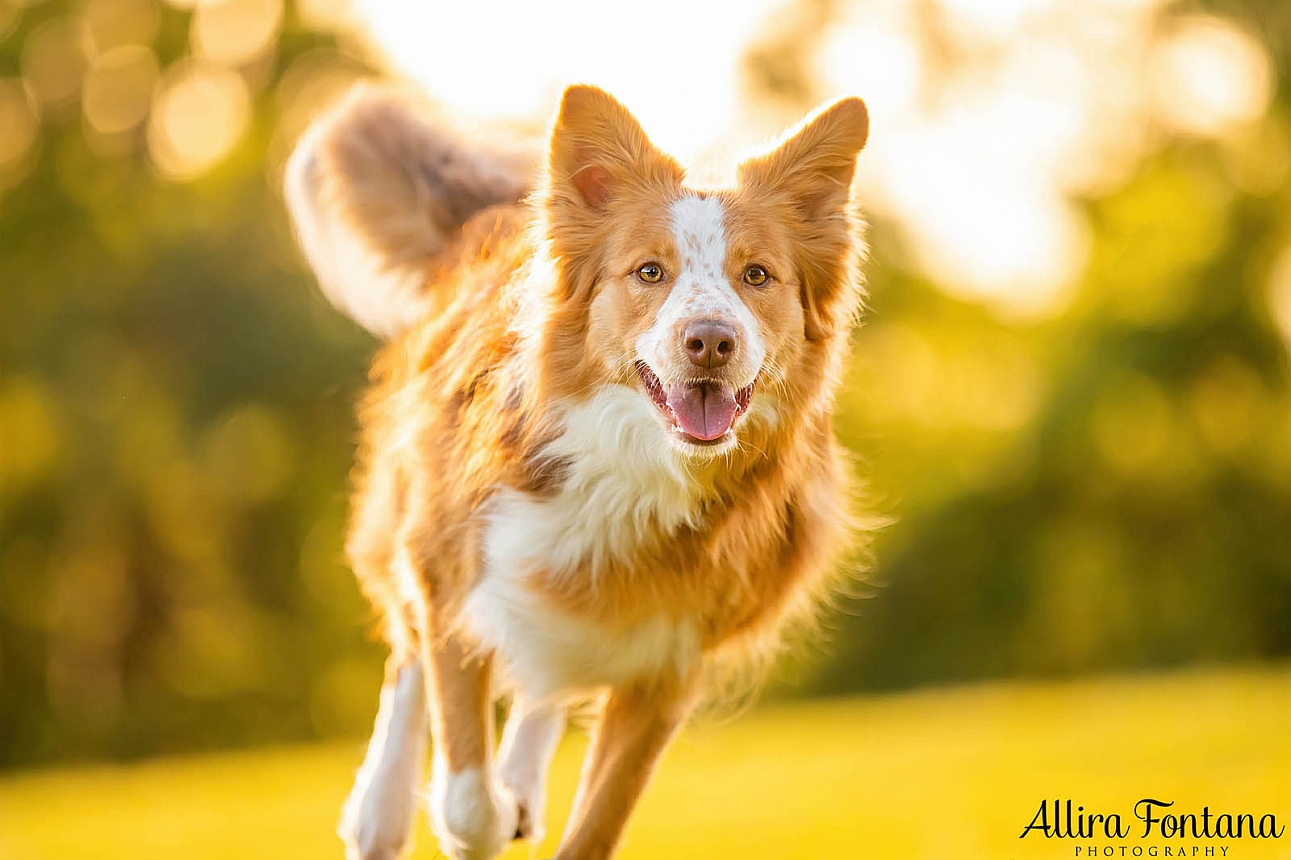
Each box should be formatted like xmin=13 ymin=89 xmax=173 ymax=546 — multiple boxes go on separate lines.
xmin=554 ymin=674 xmax=699 ymax=860
xmin=424 ymin=630 xmax=517 ymax=860
xmin=339 ymin=653 xmax=427 ymax=860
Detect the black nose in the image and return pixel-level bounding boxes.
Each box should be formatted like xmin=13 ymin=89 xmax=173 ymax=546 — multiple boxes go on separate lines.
xmin=681 ymin=319 xmax=738 ymax=369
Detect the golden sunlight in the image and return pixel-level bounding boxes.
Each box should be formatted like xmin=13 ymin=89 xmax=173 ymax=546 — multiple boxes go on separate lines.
xmin=340 ymin=0 xmax=1274 ymax=318
xmin=355 ymin=0 xmax=784 ymax=165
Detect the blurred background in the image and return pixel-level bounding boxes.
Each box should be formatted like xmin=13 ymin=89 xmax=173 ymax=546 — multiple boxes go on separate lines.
xmin=1 ymin=0 xmax=1290 ymax=856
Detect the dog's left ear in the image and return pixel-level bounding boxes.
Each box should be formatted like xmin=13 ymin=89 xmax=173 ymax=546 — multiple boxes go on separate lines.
xmin=738 ymin=97 xmax=868 ymax=219
xmin=739 ymin=98 xmax=869 ymax=341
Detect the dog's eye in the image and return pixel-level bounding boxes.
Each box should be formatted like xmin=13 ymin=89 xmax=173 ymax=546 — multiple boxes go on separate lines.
xmin=744 ymin=265 xmax=770 ymax=287
xmin=636 ymin=263 xmax=664 ymax=284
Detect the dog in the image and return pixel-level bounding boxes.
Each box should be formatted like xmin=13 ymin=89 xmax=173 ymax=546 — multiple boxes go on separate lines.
xmin=285 ymin=82 xmax=869 ymax=860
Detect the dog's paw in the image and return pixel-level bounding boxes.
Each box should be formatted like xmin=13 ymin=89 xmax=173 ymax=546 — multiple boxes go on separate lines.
xmin=498 ymin=775 xmax=545 ymax=844
xmin=339 ymin=803 xmax=409 ymax=860
xmin=338 ymin=762 xmax=418 ymax=860
xmin=495 ymin=774 xmax=542 ymax=841
xmin=429 ymin=767 xmax=518 ymax=860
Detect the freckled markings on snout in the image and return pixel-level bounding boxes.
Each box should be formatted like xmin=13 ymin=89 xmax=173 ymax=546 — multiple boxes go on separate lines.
xmin=635 ymin=195 xmax=765 ymax=377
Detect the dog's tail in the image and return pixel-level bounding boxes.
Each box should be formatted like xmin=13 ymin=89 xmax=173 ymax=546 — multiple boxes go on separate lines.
xmin=284 ymin=85 xmax=536 ymax=338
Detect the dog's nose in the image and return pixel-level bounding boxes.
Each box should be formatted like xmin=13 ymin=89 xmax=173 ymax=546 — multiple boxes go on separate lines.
xmin=681 ymin=319 xmax=738 ymax=369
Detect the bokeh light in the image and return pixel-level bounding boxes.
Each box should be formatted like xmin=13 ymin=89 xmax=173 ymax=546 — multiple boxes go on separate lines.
xmin=0 ymin=375 xmax=62 ymax=493
xmin=82 ymin=44 xmax=159 ymax=137
xmin=1268 ymin=244 xmax=1291 ymax=351
xmin=0 ymin=77 xmax=39 ymax=177
xmin=1151 ymin=14 xmax=1274 ymax=137
xmin=190 ymin=0 xmax=283 ymax=67
xmin=20 ymin=15 xmax=86 ymax=112
xmin=147 ymin=61 xmax=251 ymax=178
xmin=80 ymin=0 xmax=160 ymax=58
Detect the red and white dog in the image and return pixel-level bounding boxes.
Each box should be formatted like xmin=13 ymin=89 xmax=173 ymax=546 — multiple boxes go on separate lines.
xmin=286 ymin=83 xmax=869 ymax=860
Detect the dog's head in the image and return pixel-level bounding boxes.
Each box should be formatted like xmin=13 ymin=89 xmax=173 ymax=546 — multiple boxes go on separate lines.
xmin=539 ymin=85 xmax=868 ymax=458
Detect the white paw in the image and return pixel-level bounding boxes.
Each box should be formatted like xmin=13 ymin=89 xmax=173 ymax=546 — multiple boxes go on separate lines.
xmin=429 ymin=766 xmax=518 ymax=860
xmin=339 ymin=781 xmax=415 ymax=860
xmin=498 ymin=770 xmax=546 ymax=844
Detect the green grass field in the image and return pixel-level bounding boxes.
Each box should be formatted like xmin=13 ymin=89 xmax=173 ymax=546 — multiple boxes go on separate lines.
xmin=3 ymin=666 xmax=1289 ymax=860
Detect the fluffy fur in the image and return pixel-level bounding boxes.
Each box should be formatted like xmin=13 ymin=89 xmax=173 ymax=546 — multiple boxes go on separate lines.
xmin=286 ymin=83 xmax=870 ymax=860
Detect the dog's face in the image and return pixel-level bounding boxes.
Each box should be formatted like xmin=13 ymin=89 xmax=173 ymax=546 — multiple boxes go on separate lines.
xmin=543 ymin=86 xmax=868 ymax=457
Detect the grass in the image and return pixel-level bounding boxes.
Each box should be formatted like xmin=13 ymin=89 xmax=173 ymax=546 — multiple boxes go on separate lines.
xmin=2 ymin=666 xmax=1289 ymax=860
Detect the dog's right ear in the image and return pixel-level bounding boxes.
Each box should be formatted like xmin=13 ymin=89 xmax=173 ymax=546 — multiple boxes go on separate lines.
xmin=543 ymin=85 xmax=682 ymax=227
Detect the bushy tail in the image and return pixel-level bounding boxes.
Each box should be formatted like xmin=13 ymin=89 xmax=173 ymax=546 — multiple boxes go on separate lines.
xmin=284 ymin=85 xmax=536 ymax=338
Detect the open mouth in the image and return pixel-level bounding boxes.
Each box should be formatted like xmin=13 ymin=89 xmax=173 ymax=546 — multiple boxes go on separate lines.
xmin=635 ymin=361 xmax=755 ymax=446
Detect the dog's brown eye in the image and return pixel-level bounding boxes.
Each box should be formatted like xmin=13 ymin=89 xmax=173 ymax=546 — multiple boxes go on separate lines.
xmin=637 ymin=263 xmax=664 ymax=284
xmin=744 ymin=265 xmax=769 ymax=286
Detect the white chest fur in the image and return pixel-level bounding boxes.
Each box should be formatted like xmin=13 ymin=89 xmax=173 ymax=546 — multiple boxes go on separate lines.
xmin=461 ymin=386 xmax=703 ymax=700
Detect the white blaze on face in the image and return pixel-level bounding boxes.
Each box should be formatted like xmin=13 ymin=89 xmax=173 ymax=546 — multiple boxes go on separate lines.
xmin=635 ymin=194 xmax=764 ymax=381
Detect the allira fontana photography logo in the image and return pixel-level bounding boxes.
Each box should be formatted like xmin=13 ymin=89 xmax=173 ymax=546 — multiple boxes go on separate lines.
xmin=1021 ymin=799 xmax=1285 ymax=857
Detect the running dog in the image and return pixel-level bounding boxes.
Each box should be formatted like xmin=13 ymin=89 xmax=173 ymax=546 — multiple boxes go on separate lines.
xmin=285 ymin=82 xmax=869 ymax=860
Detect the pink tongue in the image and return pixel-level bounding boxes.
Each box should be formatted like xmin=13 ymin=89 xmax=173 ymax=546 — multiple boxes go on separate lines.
xmin=665 ymin=383 xmax=739 ymax=441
